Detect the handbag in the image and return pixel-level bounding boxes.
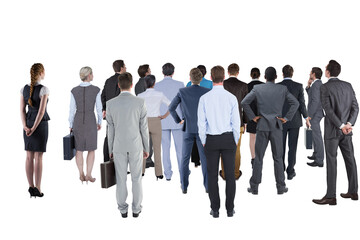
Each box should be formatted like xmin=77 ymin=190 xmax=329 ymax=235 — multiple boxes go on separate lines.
xmin=100 ymin=160 xmax=116 ymax=188
xmin=304 ymin=127 xmax=313 ymax=150
xmin=63 ymin=132 xmax=76 ymax=160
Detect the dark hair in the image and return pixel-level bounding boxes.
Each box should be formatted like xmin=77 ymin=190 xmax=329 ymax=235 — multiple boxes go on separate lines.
xmin=228 ymin=63 xmax=240 ymax=75
xmin=144 ymin=75 xmax=156 ymax=89
xmin=211 ymin=65 xmax=225 ymax=83
xmin=197 ymin=65 xmax=207 ymax=77
xmin=162 ymin=63 xmax=175 ymax=76
xmin=326 ymin=60 xmax=341 ymax=77
xmin=265 ymin=67 xmax=277 ymax=82
xmin=250 ymin=68 xmax=260 ymax=79
xmin=190 ymin=68 xmax=203 ymax=84
xmin=311 ymin=67 xmax=323 ymax=79
xmin=113 ymin=60 xmax=125 ymax=72
xmin=118 ymin=72 xmax=132 ymax=90
xmin=138 ymin=64 xmax=150 ymax=78
xmin=282 ymin=65 xmax=294 ymax=78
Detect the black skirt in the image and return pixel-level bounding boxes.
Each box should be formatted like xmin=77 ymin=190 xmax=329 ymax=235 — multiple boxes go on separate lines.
xmin=246 ymin=120 xmax=257 ymax=134
xmin=23 ymin=121 xmax=48 ymax=152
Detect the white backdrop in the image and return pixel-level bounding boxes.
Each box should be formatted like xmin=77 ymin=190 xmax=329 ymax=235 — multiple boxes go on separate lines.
xmin=1 ymin=0 xmax=359 ymax=239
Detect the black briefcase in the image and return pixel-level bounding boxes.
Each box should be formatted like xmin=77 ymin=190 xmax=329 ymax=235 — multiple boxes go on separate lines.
xmin=101 ymin=160 xmax=116 ymax=188
xmin=304 ymin=127 xmax=313 ymax=149
xmin=63 ymin=132 xmax=76 ymax=160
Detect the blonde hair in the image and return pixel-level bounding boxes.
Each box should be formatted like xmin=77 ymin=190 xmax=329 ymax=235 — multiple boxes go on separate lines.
xmin=79 ymin=66 xmax=92 ymax=81
xmin=29 ymin=63 xmax=45 ymax=107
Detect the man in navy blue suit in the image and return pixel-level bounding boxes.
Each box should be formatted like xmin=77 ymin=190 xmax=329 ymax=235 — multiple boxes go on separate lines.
xmin=169 ymin=68 xmax=210 ymax=193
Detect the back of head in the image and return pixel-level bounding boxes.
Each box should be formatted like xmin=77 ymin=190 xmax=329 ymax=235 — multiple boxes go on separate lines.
xmin=311 ymin=67 xmax=323 ymax=79
xmin=197 ymin=65 xmax=207 ymax=77
xmin=118 ymin=72 xmax=133 ymax=90
xmin=190 ymin=68 xmax=203 ymax=85
xmin=79 ymin=66 xmax=92 ymax=81
xmin=113 ymin=60 xmax=125 ymax=73
xmin=282 ymin=65 xmax=294 ymax=78
xmin=138 ymin=64 xmax=149 ymax=78
xmin=228 ymin=63 xmax=240 ymax=76
xmin=162 ymin=63 xmax=175 ymax=76
xmin=250 ymin=67 xmax=260 ymax=79
xmin=211 ymin=65 xmax=225 ymax=83
xmin=326 ymin=60 xmax=341 ymax=77
xmin=29 ymin=63 xmax=45 ymax=107
xmin=265 ymin=67 xmax=277 ymax=82
xmin=144 ymin=75 xmax=156 ymax=88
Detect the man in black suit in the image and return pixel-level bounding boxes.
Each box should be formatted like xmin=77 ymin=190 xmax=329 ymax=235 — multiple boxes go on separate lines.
xmin=313 ymin=60 xmax=359 ymax=205
xmin=278 ymin=65 xmax=308 ymax=180
xmin=305 ymin=67 xmax=325 ymax=167
xmin=220 ymin=63 xmax=248 ymax=180
xmin=101 ymin=60 xmax=126 ymax=162
xmin=135 ymin=64 xmax=154 ymax=168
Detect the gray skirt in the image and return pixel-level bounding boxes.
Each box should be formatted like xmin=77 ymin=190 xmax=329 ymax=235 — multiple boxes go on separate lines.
xmin=73 ymin=111 xmax=97 ymax=151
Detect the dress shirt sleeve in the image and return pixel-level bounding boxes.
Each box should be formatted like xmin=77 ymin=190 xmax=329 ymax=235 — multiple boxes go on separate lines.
xmin=320 ymin=84 xmax=342 ymax=128
xmin=168 ymin=92 xmax=182 ymax=123
xmin=95 ymin=91 xmax=102 ymax=126
xmin=197 ymin=96 xmax=207 ymax=145
xmin=231 ymin=97 xmax=241 ymax=145
xmin=39 ymin=86 xmax=50 ymax=98
xmin=106 ymin=104 xmax=115 ymax=155
xmin=68 ymin=92 xmax=76 ymax=128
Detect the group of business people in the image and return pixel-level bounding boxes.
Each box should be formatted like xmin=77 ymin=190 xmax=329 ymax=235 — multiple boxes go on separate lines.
xmin=21 ymin=59 xmax=358 ymax=218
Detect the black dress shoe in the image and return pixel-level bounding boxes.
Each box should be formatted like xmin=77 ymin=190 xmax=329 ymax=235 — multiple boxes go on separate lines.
xmin=340 ymin=192 xmax=358 ymax=200
xmin=277 ymin=187 xmax=288 ymax=195
xmin=210 ymin=210 xmax=219 ymax=218
xmin=247 ymin=187 xmax=258 ymax=195
xmin=156 ymin=175 xmax=164 ymax=180
xmin=121 ymin=212 xmax=128 ymax=218
xmin=307 ymin=156 xmax=315 ymax=160
xmin=307 ymin=161 xmax=323 ymax=167
xmin=312 ymin=197 xmax=337 ymax=205
xmin=133 ymin=211 xmax=141 ymax=218
xmin=287 ymin=172 xmax=296 ymax=180
xmin=227 ymin=210 xmax=235 ymax=217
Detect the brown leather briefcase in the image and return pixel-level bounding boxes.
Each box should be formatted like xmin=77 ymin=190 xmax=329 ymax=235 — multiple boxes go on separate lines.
xmin=100 ymin=160 xmax=116 ymax=188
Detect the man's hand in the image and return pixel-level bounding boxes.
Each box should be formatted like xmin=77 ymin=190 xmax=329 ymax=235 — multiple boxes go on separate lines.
xmin=179 ymin=120 xmax=184 ymax=124
xmin=253 ymin=116 xmax=261 ymax=123
xmin=307 ymin=78 xmax=313 ymax=88
xmin=342 ymin=123 xmax=352 ymax=135
xmin=109 ymin=153 xmax=114 ymax=160
xmin=277 ymin=117 xmax=287 ymax=124
xmin=102 ymin=110 xmax=106 ymax=120
xmin=306 ymin=117 xmax=311 ymax=128
xmin=143 ymin=151 xmax=149 ymax=159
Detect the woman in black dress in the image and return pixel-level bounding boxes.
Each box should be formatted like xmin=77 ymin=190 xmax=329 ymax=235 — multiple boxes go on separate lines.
xmin=247 ymin=68 xmax=264 ymax=167
xmin=20 ymin=63 xmax=50 ymax=198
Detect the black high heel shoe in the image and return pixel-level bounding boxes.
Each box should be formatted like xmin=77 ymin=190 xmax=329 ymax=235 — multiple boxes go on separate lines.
xmin=156 ymin=175 xmax=164 ymax=181
xmin=33 ymin=187 xmax=44 ymax=198
xmin=28 ymin=187 xmax=35 ymax=198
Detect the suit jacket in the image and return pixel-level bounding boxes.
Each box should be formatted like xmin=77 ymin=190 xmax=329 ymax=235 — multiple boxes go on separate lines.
xmin=135 ymin=77 xmax=146 ymax=96
xmin=241 ymin=82 xmax=299 ymax=131
xmin=106 ymin=92 xmax=149 ymax=154
xmin=320 ymin=78 xmax=359 ymax=139
xmin=101 ymin=73 xmax=120 ymax=111
xmin=168 ymin=85 xmax=210 ymax=133
xmin=278 ymin=79 xmax=308 ymax=128
xmin=247 ymin=80 xmax=264 ymax=117
xmin=223 ymin=77 xmax=248 ymax=126
xmin=306 ymin=80 xmax=324 ymax=120
xmin=154 ymin=76 xmax=184 ymax=130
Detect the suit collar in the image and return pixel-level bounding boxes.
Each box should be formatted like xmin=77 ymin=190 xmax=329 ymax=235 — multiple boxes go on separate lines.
xmin=283 ymin=78 xmax=292 ymax=81
xmin=328 ymin=77 xmax=339 ymax=81
xmin=163 ymin=76 xmax=173 ymax=81
xmin=120 ymin=91 xmax=133 ymax=96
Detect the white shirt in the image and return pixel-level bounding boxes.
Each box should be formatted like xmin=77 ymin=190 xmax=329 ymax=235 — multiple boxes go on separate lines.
xmin=138 ymin=88 xmax=171 ymax=117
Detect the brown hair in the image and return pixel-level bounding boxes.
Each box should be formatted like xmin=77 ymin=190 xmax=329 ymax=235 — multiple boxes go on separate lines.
xmin=29 ymin=63 xmax=45 ymax=107
xmin=211 ymin=66 xmax=225 ymax=83
xmin=118 ymin=72 xmax=133 ymax=90
xmin=250 ymin=68 xmax=260 ymax=79
xmin=190 ymin=68 xmax=203 ymax=84
xmin=326 ymin=60 xmax=341 ymax=77
xmin=228 ymin=63 xmax=240 ymax=76
xmin=282 ymin=65 xmax=294 ymax=78
xmin=138 ymin=64 xmax=150 ymax=78
xmin=113 ymin=60 xmax=125 ymax=72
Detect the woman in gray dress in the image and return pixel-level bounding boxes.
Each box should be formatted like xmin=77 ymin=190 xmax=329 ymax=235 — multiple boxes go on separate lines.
xmin=69 ymin=67 xmax=102 ymax=183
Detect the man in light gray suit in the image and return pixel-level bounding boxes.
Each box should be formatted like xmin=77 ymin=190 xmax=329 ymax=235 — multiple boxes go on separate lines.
xmin=241 ymin=67 xmax=299 ymax=194
xmin=106 ymin=72 xmax=149 ymax=218
xmin=305 ymin=67 xmax=325 ymax=167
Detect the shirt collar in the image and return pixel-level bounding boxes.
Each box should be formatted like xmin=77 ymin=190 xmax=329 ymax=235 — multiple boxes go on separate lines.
xmin=213 ymin=85 xmax=224 ymax=89
xmin=80 ymin=82 xmax=91 ymax=86
xmin=283 ymin=77 xmax=292 ymax=80
xmin=310 ymin=79 xmax=320 ymax=87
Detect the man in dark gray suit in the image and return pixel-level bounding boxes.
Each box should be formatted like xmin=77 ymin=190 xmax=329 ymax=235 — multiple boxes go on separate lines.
xmin=278 ymin=65 xmax=308 ymax=180
xmin=242 ymin=67 xmax=299 ymax=195
xmin=305 ymin=67 xmax=325 ymax=167
xmin=313 ymin=60 xmax=359 ymax=205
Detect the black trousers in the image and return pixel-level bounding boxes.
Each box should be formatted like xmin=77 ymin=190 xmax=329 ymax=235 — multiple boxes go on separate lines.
xmin=191 ymin=141 xmax=200 ymax=166
xmin=282 ymin=127 xmax=299 ymax=175
xmin=205 ymin=132 xmax=236 ymax=212
xmin=325 ymin=134 xmax=358 ymax=198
